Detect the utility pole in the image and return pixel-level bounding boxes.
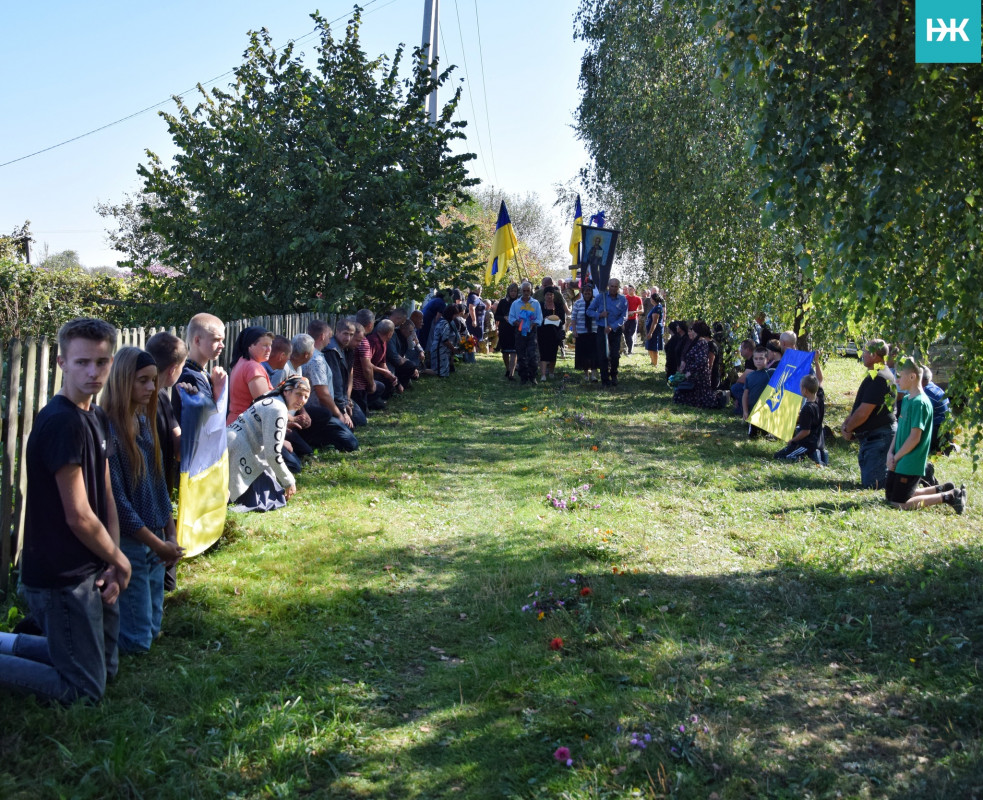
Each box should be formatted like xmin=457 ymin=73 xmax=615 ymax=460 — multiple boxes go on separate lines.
xmin=421 ymin=0 xmax=439 ymax=124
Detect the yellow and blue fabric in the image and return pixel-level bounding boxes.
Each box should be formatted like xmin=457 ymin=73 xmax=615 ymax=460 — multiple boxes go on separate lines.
xmin=175 ymin=381 xmax=229 ymax=558
xmin=568 ymin=194 xmax=583 ymax=271
xmin=486 ymin=201 xmax=518 ymax=284
xmin=748 ymin=349 xmax=814 ymax=441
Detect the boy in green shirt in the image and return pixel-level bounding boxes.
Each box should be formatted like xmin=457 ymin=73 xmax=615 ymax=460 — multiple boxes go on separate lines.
xmin=885 ymin=357 xmax=966 ymax=513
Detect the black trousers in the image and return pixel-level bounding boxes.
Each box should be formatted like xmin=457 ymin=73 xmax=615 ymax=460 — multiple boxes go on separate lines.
xmin=595 ymin=328 xmax=623 ymax=383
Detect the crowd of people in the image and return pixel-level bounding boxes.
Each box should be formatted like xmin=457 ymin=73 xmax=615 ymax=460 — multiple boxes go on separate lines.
xmin=0 ymin=280 xmax=968 ymax=708
xmin=0 ymin=300 xmax=488 ymax=706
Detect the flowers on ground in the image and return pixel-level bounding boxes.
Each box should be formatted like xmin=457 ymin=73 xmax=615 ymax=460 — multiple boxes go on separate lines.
xmin=549 ymin=637 xmax=564 ymax=650
xmin=545 ymin=484 xmax=600 ymax=512
xmin=553 ymin=746 xmax=573 ymax=766
xmin=521 ymin=575 xmax=594 ymax=617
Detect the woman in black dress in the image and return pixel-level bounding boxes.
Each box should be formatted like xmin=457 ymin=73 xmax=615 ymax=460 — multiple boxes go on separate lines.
xmin=495 ymin=283 xmax=520 ymax=380
xmin=571 ymin=283 xmax=597 ymax=381
xmin=537 ymin=287 xmax=566 ymax=381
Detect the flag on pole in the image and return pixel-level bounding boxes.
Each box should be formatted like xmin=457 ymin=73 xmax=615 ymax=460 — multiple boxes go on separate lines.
xmin=748 ymin=349 xmax=815 ymax=441
xmin=568 ymin=194 xmax=583 ymax=270
xmin=175 ymin=381 xmax=229 ymax=557
xmin=486 ymin=201 xmax=518 ymax=284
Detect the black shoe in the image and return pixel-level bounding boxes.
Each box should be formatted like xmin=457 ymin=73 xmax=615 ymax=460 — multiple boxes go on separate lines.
xmin=946 ymin=485 xmax=967 ymax=515
xmin=938 ymin=481 xmax=956 ymax=493
xmin=611 ymin=378 xmax=618 ymax=386
xmin=507 ymin=374 xmax=516 ymax=381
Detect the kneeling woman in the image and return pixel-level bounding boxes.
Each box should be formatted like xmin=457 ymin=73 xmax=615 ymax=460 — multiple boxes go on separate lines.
xmin=105 ymin=347 xmax=184 ymax=653
xmin=227 ymin=375 xmax=310 ymax=512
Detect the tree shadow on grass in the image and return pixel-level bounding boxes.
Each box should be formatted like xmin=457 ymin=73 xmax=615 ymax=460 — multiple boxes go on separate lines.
xmin=8 ymin=535 xmax=978 ymax=799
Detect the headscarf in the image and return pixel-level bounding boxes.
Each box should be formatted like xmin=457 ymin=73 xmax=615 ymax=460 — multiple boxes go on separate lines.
xmin=253 ymin=374 xmax=311 ymax=406
xmin=229 ymin=326 xmax=270 ymax=369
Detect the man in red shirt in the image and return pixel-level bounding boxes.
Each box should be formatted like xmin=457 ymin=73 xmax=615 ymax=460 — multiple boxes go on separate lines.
xmin=624 ymin=285 xmax=643 ymax=355
xmin=366 ymin=319 xmax=401 ymax=400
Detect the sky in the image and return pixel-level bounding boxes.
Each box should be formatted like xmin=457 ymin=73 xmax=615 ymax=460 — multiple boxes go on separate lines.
xmin=0 ymin=0 xmax=589 ymax=268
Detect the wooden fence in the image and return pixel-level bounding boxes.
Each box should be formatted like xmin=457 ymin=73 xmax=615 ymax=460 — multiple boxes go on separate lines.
xmin=0 ymin=311 xmax=336 ymax=596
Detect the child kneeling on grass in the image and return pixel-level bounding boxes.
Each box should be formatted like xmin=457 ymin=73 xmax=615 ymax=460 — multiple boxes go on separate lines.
xmin=885 ymin=357 xmax=966 ymax=514
xmin=104 ymin=347 xmax=185 ymax=653
xmin=774 ymin=373 xmax=828 ymax=465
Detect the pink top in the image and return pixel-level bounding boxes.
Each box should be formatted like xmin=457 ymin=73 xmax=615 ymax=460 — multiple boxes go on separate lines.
xmin=352 ymin=338 xmax=372 ymax=391
xmin=227 ymin=359 xmax=272 ymax=425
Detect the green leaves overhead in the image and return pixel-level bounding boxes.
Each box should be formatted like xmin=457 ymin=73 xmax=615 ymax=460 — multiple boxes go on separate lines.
xmin=138 ymin=10 xmax=478 ymax=318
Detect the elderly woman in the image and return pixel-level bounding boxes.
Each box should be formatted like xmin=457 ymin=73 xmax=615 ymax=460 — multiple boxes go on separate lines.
xmin=227 ymin=375 xmax=310 ymax=512
xmin=673 ymin=321 xmax=719 ymax=408
xmin=570 ymin=283 xmax=597 ymax=382
xmin=429 ymin=304 xmax=462 ymax=378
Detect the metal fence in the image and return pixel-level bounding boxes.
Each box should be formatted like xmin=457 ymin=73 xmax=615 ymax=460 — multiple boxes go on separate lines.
xmin=0 ymin=311 xmax=337 ymax=595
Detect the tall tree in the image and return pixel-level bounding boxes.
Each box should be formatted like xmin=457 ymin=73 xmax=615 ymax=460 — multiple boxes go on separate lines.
xmin=573 ymin=0 xmax=811 ymax=335
xmin=706 ymin=0 xmax=983 ymax=451
xmin=138 ymin=10 xmax=478 ymax=318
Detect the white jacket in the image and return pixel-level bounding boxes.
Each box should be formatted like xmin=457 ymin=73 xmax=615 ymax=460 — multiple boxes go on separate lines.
xmin=226 ymin=396 xmax=295 ymax=500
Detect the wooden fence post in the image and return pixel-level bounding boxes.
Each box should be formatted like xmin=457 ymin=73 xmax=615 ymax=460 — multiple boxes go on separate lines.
xmin=13 ymin=338 xmax=38 ymax=569
xmin=1 ymin=339 xmax=21 ymax=595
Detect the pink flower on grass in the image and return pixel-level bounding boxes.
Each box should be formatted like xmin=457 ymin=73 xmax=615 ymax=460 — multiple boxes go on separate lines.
xmin=553 ymin=746 xmax=572 ymax=766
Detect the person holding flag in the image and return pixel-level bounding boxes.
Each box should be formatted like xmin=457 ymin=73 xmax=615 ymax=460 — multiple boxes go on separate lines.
xmin=568 ymin=195 xmax=583 ymax=279
xmin=587 ymin=278 xmax=628 ymax=387
xmin=746 ymin=345 xmax=817 ymax=437
xmin=507 ymin=281 xmax=543 ymax=385
xmin=486 ymin=201 xmax=518 ymax=284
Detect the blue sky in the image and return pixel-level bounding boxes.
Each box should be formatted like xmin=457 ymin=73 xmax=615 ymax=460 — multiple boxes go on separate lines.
xmin=1 ymin=0 xmax=588 ymax=267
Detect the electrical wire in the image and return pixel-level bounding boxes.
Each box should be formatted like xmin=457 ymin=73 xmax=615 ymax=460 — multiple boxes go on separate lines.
xmin=443 ymin=3 xmax=492 ymax=184
xmin=0 ymin=0 xmax=392 ymax=170
xmin=470 ymin=0 xmax=500 ymax=186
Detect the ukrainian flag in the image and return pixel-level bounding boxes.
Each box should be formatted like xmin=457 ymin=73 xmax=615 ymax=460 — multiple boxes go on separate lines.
xmin=486 ymin=201 xmax=518 ymax=284
xmin=748 ymin=349 xmax=814 ymax=441
xmin=175 ymin=381 xmax=229 ymax=557
xmin=568 ymin=194 xmax=583 ymax=271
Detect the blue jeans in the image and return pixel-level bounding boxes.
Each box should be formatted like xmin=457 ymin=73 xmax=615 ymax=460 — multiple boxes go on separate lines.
xmin=0 ymin=572 xmax=119 ymax=704
xmin=118 ymin=535 xmax=165 ymax=653
xmin=857 ymin=425 xmax=896 ymax=489
xmin=350 ymin=403 xmax=367 ymax=427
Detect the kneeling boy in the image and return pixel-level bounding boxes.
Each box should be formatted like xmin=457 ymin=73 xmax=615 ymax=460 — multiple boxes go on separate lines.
xmin=774 ymin=373 xmax=828 ymax=465
xmin=885 ymin=357 xmax=966 ymax=513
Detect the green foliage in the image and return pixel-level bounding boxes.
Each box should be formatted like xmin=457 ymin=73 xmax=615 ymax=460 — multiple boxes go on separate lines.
xmin=138 ymin=10 xmax=478 ymax=320
xmin=703 ymin=0 xmax=983 ymax=453
xmin=574 ymin=0 xmax=814 ymax=338
xmin=0 ymin=257 xmax=137 ymax=342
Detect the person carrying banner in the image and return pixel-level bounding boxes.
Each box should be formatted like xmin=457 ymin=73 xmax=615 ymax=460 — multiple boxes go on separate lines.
xmin=508 ymin=281 xmax=543 ymax=386
xmin=840 ymin=339 xmax=897 ymax=490
xmin=773 ymin=372 xmax=828 ymax=465
xmin=587 ymin=278 xmax=628 ymax=387
xmin=885 ymin=357 xmax=966 ymax=513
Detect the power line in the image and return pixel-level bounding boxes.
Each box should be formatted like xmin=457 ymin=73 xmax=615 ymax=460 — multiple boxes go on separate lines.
xmin=443 ymin=3 xmax=492 ymax=183
xmin=0 ymin=0 xmax=391 ymax=170
xmin=470 ymin=0 xmax=500 ymax=185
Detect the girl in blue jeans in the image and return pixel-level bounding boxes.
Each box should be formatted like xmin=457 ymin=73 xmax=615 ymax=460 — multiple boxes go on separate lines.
xmin=104 ymin=348 xmax=184 ymax=653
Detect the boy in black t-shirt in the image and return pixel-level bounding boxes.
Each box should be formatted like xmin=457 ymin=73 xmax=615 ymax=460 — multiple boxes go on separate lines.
xmin=0 ymin=318 xmax=132 ymax=705
xmin=775 ymin=374 xmax=828 ymax=465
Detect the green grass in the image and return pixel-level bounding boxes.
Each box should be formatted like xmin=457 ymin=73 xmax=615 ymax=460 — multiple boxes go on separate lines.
xmin=3 ymin=354 xmax=982 ymax=799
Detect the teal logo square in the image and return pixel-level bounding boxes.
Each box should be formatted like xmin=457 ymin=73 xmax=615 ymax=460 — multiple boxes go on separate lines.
xmin=916 ymin=0 xmax=981 ymax=63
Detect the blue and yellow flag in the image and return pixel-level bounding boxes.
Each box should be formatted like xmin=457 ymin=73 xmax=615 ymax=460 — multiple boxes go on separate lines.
xmin=486 ymin=201 xmax=518 ymax=284
xmin=748 ymin=349 xmax=814 ymax=441
xmin=568 ymin=194 xmax=583 ymax=269
xmin=175 ymin=381 xmax=229 ymax=558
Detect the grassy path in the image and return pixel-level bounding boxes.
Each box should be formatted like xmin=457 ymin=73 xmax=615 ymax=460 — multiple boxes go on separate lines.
xmin=4 ymin=354 xmax=982 ymax=799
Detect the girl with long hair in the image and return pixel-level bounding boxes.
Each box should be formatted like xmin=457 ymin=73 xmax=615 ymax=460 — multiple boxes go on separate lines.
xmin=103 ymin=347 xmax=184 ymax=653
xmin=227 ymin=375 xmax=310 ymax=512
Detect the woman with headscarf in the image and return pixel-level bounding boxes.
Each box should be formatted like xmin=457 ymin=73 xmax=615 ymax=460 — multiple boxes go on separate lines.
xmin=227 ymin=375 xmax=311 ymax=512
xmin=226 ymin=326 xmax=274 ymax=425
xmin=429 ymin=304 xmax=462 ymax=378
xmin=664 ymin=321 xmax=687 ymax=379
xmin=673 ymin=321 xmax=719 ymax=408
